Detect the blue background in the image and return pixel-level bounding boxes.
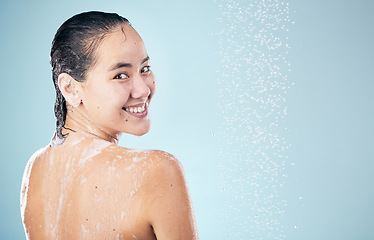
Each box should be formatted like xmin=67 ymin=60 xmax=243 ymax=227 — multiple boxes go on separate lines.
xmin=0 ymin=0 xmax=373 ymax=239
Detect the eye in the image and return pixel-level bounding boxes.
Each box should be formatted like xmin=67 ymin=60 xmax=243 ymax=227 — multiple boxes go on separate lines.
xmin=141 ymin=65 xmax=151 ymax=74
xmin=113 ymin=73 xmax=129 ymax=80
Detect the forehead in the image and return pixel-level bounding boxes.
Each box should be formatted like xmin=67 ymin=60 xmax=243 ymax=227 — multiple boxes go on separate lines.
xmin=94 ymin=25 xmax=147 ymax=66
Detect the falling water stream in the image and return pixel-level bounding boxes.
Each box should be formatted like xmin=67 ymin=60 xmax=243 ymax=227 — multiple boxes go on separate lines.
xmin=215 ymin=0 xmax=292 ymax=239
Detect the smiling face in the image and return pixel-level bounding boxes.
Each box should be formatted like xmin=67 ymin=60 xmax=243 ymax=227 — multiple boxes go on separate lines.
xmin=77 ymin=24 xmax=156 ymax=137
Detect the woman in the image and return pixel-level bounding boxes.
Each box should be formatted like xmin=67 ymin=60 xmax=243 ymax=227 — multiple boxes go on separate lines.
xmin=20 ymin=11 xmax=198 ymax=240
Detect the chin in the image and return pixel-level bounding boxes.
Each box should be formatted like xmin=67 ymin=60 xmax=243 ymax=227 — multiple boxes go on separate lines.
xmin=126 ymin=124 xmax=151 ymax=136
xmin=132 ymin=131 xmax=148 ymax=137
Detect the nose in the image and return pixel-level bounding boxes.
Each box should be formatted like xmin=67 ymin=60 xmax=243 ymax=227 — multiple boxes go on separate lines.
xmin=130 ymin=75 xmax=150 ymax=99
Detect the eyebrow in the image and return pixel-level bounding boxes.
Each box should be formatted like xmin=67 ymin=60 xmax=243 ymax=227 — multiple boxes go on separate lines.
xmin=109 ymin=56 xmax=150 ymax=72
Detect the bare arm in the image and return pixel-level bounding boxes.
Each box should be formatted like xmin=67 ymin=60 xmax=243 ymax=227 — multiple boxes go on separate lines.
xmin=144 ymin=152 xmax=198 ymax=240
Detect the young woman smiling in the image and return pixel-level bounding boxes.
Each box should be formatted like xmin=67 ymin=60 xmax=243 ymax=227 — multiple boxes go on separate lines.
xmin=20 ymin=11 xmax=198 ymax=240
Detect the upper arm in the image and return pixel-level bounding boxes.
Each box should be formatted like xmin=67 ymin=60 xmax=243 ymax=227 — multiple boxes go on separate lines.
xmin=144 ymin=151 xmax=198 ymax=240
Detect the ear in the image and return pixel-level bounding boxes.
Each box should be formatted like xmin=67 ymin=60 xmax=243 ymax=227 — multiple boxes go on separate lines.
xmin=58 ymin=73 xmax=82 ymax=107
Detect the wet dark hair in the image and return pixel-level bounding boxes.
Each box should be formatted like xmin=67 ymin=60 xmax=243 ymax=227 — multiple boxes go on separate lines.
xmin=50 ymin=11 xmax=129 ymax=144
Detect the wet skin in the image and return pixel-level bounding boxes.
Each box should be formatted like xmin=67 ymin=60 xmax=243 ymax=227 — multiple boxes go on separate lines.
xmin=21 ymin=25 xmax=198 ymax=240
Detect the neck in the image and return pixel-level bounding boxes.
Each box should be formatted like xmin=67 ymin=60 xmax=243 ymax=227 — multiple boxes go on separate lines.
xmin=63 ymin=106 xmax=121 ymax=145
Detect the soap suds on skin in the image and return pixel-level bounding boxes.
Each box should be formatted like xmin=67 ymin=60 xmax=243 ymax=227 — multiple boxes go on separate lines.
xmin=80 ymin=176 xmax=87 ymax=184
xmin=96 ymin=222 xmax=101 ymax=231
xmin=121 ymin=212 xmax=127 ymax=220
xmin=20 ymin=145 xmax=50 ymax=240
xmin=79 ymin=139 xmax=112 ymax=167
xmin=132 ymin=155 xmax=146 ymax=163
xmin=94 ymin=193 xmax=100 ymax=202
xmin=22 ymin=134 xmax=160 ymax=239
xmin=55 ymin=194 xmax=64 ymax=223
xmin=81 ymin=224 xmax=88 ymax=235
xmin=68 ymin=134 xmax=86 ymax=146
xmin=105 ymin=187 xmax=110 ymax=196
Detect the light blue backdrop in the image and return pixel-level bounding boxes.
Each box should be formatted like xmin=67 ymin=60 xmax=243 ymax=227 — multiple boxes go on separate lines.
xmin=0 ymin=0 xmax=373 ymax=239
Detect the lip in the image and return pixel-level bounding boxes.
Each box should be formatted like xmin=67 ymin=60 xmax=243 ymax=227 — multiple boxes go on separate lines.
xmin=122 ymin=102 xmax=149 ymax=118
xmin=125 ymin=102 xmax=146 ymax=108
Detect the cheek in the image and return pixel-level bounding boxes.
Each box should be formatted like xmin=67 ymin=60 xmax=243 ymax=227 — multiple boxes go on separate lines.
xmin=110 ymin=86 xmax=132 ymax=106
xmin=85 ymin=85 xmax=131 ymax=110
xmin=148 ymin=76 xmax=156 ymax=96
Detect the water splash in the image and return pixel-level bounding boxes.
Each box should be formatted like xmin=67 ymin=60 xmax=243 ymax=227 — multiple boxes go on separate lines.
xmin=215 ymin=0 xmax=292 ymax=239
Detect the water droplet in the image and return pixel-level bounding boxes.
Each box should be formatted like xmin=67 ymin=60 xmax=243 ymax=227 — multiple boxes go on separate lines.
xmin=216 ymin=0 xmax=292 ymax=238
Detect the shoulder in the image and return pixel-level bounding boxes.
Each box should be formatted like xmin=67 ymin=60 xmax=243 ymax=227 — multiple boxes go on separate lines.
xmin=143 ymin=149 xmax=182 ymax=170
xmin=106 ymin=146 xmax=182 ymax=172
xmin=137 ymin=149 xmax=188 ymax=204
xmin=81 ymin=145 xmax=183 ymax=184
xmin=124 ymin=148 xmax=185 ymax=188
xmin=78 ymin=146 xmax=184 ymax=207
xmin=127 ymin=149 xmax=185 ymax=184
xmin=99 ymin=146 xmax=186 ymax=197
xmin=148 ymin=150 xmax=185 ymax=181
xmin=21 ymin=144 xmax=51 ymax=184
xmin=20 ymin=144 xmax=51 ymax=218
xmin=139 ymin=150 xmax=198 ymax=239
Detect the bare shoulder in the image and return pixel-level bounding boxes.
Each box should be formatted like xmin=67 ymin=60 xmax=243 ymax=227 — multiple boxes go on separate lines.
xmin=23 ymin=144 xmax=51 ymax=172
xmin=124 ymin=148 xmax=186 ymax=190
xmin=144 ymin=149 xmax=186 ymax=185
xmin=100 ymin=145 xmax=183 ymax=175
xmin=76 ymin=146 xmax=190 ymax=238
xmin=136 ymin=148 xmax=187 ymax=194
xmin=21 ymin=145 xmax=51 ymax=210
xmin=20 ymin=144 xmax=53 ymax=238
xmin=140 ymin=149 xmax=183 ymax=173
xmin=138 ymin=150 xmax=199 ymax=240
xmin=78 ymin=144 xmax=184 ymax=195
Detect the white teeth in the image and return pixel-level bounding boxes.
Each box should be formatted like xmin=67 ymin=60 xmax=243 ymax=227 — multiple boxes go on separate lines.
xmin=125 ymin=104 xmax=147 ymax=113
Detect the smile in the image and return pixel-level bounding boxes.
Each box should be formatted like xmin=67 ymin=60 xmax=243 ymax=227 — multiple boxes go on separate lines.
xmin=123 ymin=102 xmax=149 ymax=118
xmin=125 ymin=105 xmax=146 ymax=113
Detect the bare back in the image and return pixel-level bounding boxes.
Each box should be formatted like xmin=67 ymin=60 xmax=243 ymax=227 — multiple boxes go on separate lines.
xmin=21 ymin=132 xmax=185 ymax=239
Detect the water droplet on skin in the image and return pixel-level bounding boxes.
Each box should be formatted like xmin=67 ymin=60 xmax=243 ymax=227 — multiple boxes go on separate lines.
xmin=121 ymin=212 xmax=127 ymax=220
xmin=94 ymin=193 xmax=100 ymax=202
xmin=96 ymin=222 xmax=101 ymax=231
